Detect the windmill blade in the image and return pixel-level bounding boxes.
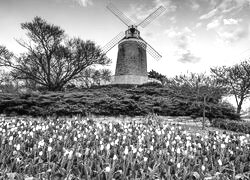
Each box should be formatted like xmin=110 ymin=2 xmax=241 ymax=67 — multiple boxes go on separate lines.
xmin=102 ymin=31 xmax=125 ymax=54
xmin=137 ymin=6 xmax=166 ymax=28
xmin=107 ymin=3 xmax=134 ymax=26
xmin=136 ymin=39 xmax=162 ymax=60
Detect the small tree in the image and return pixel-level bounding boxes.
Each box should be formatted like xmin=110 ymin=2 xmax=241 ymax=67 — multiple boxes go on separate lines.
xmin=0 ymin=46 xmax=15 ymax=93
xmin=92 ymin=70 xmax=101 ymax=86
xmin=167 ymin=72 xmax=227 ymax=129
xmin=0 ymin=45 xmax=13 ymax=62
xmin=148 ymin=69 xmax=166 ymax=84
xmin=100 ymin=69 xmax=112 ymax=84
xmin=0 ymin=70 xmax=19 ymax=93
xmin=76 ymin=68 xmax=112 ymax=88
xmin=0 ymin=17 xmax=111 ymax=91
xmin=211 ymin=59 xmax=250 ymax=114
xmin=78 ymin=68 xmax=96 ymax=88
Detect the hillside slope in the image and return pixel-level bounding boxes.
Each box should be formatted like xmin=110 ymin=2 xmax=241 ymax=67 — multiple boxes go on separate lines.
xmin=0 ymin=85 xmax=239 ymax=120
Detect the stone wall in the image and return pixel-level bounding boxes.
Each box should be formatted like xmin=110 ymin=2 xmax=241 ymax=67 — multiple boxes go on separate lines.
xmin=112 ymin=75 xmax=148 ymax=85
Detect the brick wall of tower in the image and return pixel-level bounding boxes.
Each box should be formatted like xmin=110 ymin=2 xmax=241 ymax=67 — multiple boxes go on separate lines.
xmin=115 ymin=40 xmax=147 ymax=77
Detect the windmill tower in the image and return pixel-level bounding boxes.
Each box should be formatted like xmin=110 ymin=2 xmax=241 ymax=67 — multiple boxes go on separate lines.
xmin=102 ymin=3 xmax=166 ymax=85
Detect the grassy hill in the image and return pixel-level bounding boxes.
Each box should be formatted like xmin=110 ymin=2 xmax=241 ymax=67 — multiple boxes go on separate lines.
xmin=0 ymin=84 xmax=239 ymax=120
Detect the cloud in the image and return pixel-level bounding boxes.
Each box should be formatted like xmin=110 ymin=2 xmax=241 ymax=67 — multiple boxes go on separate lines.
xmin=249 ymin=24 xmax=250 ymax=36
xmin=219 ymin=0 xmax=247 ymax=13
xmin=127 ymin=0 xmax=174 ymax=25
xmin=206 ymin=19 xmax=220 ymax=30
xmin=73 ymin=0 xmax=93 ymax=7
xmin=166 ymin=27 xmax=193 ymax=46
xmin=223 ymin=18 xmax=241 ymax=25
xmin=217 ymin=26 xmax=249 ymax=43
xmin=178 ymin=50 xmax=201 ymax=63
xmin=127 ymin=4 xmax=161 ymax=23
xmin=166 ymin=27 xmax=200 ymax=63
xmin=205 ymin=16 xmax=248 ymax=43
xmin=195 ymin=22 xmax=202 ymax=28
xmin=200 ymin=0 xmax=249 ymax=20
xmin=190 ymin=0 xmax=200 ymax=10
xmin=169 ymin=16 xmax=176 ymax=24
xmin=154 ymin=0 xmax=177 ymax=12
xmin=199 ymin=8 xmax=217 ymax=20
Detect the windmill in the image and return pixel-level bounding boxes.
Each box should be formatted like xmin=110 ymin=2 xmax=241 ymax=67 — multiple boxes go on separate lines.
xmin=102 ymin=2 xmax=166 ymax=85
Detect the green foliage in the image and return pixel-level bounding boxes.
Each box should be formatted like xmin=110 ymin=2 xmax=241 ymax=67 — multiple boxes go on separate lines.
xmin=148 ymin=69 xmax=166 ymax=84
xmin=138 ymin=81 xmax=163 ymax=88
xmin=165 ymin=72 xmax=231 ymax=129
xmin=211 ymin=59 xmax=250 ymax=114
xmin=167 ymin=72 xmax=227 ymax=102
xmin=0 ymin=86 xmax=239 ymax=120
xmin=211 ymin=119 xmax=250 ymax=134
xmin=101 ymin=84 xmax=137 ymax=89
xmin=190 ymin=101 xmax=240 ymax=121
xmin=0 ymin=70 xmax=18 ymax=93
xmin=0 ymin=45 xmax=13 ymax=61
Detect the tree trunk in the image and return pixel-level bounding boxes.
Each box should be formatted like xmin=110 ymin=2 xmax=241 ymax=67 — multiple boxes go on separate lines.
xmin=202 ymin=96 xmax=206 ymax=130
xmin=237 ymin=97 xmax=244 ymax=115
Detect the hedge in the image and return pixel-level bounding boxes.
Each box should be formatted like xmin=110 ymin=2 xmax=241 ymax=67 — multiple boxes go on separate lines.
xmin=211 ymin=118 xmax=250 ymax=134
xmin=0 ymin=86 xmax=240 ymax=120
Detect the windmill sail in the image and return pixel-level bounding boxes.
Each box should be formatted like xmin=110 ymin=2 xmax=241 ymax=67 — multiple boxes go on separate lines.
xmin=107 ymin=3 xmax=134 ymax=26
xmin=104 ymin=2 xmax=164 ymax=60
xmin=136 ymin=39 xmax=162 ymax=60
xmin=137 ymin=6 xmax=166 ymax=28
xmin=102 ymin=32 xmax=125 ymax=54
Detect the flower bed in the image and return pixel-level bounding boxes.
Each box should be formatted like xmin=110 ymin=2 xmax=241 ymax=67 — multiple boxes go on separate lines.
xmin=0 ymin=116 xmax=249 ymax=179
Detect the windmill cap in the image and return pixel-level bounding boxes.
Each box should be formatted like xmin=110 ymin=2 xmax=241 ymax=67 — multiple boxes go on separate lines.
xmin=120 ymin=38 xmax=146 ymax=44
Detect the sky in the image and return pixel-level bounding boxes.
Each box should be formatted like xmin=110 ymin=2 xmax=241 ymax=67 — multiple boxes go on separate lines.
xmin=1 ymin=0 xmax=250 ymax=78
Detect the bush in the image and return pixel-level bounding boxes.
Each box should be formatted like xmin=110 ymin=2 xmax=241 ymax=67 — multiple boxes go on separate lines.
xmin=0 ymin=86 xmax=239 ymax=120
xmin=211 ymin=118 xmax=250 ymax=134
xmin=95 ymin=84 xmax=136 ymax=89
xmin=206 ymin=102 xmax=240 ymax=121
xmin=138 ymin=81 xmax=163 ymax=88
xmin=187 ymin=101 xmax=240 ymax=121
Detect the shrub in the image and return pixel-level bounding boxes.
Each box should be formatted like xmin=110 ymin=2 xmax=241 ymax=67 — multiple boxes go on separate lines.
xmin=188 ymin=101 xmax=240 ymax=121
xmin=211 ymin=118 xmax=250 ymax=134
xmin=0 ymin=86 xmax=239 ymax=120
xmin=95 ymin=84 xmax=136 ymax=89
xmin=138 ymin=81 xmax=163 ymax=88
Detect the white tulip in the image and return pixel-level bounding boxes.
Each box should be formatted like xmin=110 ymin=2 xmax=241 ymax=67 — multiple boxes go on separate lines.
xmin=218 ymin=159 xmax=222 ymax=166
xmin=16 ymin=144 xmax=20 ymax=151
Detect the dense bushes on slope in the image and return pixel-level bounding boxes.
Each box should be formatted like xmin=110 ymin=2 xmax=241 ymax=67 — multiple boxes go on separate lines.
xmin=0 ymin=85 xmax=239 ymax=120
xmin=211 ymin=119 xmax=250 ymax=134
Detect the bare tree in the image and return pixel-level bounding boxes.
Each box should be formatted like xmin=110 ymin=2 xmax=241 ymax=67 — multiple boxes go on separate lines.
xmin=211 ymin=59 xmax=250 ymax=114
xmin=0 ymin=17 xmax=111 ymax=91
